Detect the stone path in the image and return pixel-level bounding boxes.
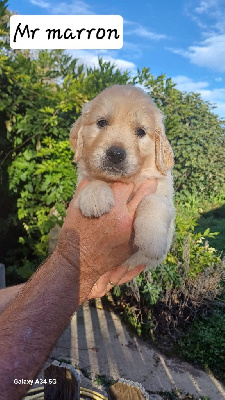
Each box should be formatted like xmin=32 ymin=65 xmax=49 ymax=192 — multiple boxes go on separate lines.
xmin=35 ymin=300 xmax=225 ymax=399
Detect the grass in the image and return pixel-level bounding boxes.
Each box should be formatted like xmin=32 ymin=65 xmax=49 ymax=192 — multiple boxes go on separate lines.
xmin=94 ymin=374 xmax=116 ymax=390
xmin=177 ymin=313 xmax=225 ymax=381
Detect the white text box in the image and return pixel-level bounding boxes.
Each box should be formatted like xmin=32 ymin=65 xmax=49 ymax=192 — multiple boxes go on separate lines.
xmin=10 ymin=15 xmax=123 ymax=49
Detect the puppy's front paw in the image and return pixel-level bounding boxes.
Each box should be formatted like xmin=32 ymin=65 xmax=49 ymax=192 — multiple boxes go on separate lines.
xmin=76 ymin=181 xmax=115 ymax=217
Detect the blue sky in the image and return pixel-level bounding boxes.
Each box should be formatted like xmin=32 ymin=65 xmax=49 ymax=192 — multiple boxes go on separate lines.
xmin=8 ymin=0 xmax=225 ymax=118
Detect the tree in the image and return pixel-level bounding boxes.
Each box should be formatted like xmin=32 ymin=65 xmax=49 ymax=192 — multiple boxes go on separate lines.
xmin=136 ymin=70 xmax=225 ymax=196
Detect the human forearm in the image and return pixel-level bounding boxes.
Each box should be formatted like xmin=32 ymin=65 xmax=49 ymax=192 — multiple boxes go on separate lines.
xmin=0 ymin=283 xmax=25 ymax=314
xmin=0 ymin=180 xmax=157 ymax=399
xmin=0 ymin=252 xmax=93 ymax=400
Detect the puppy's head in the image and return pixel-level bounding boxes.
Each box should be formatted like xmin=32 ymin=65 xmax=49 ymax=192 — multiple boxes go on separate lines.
xmin=70 ymin=85 xmax=174 ymax=181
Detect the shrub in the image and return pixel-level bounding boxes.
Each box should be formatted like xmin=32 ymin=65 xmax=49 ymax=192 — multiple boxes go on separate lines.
xmin=112 ymin=211 xmax=225 ymax=341
xmin=6 ymin=138 xmax=76 ymax=283
xmin=178 ymin=313 xmax=225 ymax=380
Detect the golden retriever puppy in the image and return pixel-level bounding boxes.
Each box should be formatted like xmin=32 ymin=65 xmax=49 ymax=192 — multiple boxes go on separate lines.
xmin=70 ymin=85 xmax=175 ymax=269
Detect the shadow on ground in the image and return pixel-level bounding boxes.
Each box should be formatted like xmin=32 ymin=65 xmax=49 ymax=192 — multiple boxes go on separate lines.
xmin=35 ymin=299 xmax=225 ymax=400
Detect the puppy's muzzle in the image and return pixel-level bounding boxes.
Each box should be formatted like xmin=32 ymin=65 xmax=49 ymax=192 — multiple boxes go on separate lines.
xmin=106 ymin=146 xmax=126 ymax=164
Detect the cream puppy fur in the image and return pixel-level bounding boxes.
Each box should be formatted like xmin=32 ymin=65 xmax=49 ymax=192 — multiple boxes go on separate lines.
xmin=70 ymin=85 xmax=175 ymax=270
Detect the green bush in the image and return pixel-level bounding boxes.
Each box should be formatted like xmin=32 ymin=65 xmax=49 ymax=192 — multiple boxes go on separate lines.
xmin=113 ymin=205 xmax=224 ymax=339
xmin=178 ymin=313 xmax=225 ymax=380
xmin=6 ymin=138 xmax=76 ymax=282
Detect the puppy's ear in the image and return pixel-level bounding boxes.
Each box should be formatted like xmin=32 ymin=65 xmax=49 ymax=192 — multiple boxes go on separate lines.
xmin=70 ymin=102 xmax=92 ymax=162
xmin=70 ymin=116 xmax=83 ymax=163
xmin=155 ymin=115 xmax=174 ymax=175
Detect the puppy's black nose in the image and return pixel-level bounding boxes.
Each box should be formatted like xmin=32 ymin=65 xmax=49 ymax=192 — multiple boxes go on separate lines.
xmin=106 ymin=146 xmax=126 ymax=164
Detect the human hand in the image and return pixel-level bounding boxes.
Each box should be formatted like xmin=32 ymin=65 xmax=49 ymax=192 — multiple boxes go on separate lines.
xmin=88 ymin=263 xmax=146 ymax=299
xmin=56 ymin=179 xmax=157 ymax=296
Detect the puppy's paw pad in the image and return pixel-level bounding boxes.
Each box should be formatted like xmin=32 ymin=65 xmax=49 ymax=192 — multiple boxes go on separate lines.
xmin=79 ymin=184 xmax=114 ymax=217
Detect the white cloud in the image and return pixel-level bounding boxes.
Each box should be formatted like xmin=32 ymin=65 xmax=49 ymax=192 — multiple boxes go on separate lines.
xmin=110 ymin=58 xmax=137 ymax=73
xmin=201 ymin=88 xmax=225 ymax=101
xmin=125 ymin=27 xmax=167 ymax=41
xmin=29 ymin=0 xmax=93 ymax=14
xmin=211 ymin=101 xmax=225 ymax=118
xmin=173 ymin=75 xmax=225 ymax=118
xmin=187 ymin=35 xmax=225 ymax=72
xmin=195 ymin=0 xmax=219 ymax=14
xmin=172 ymin=34 xmax=225 ymax=73
xmin=181 ymin=1 xmax=225 ymax=72
xmin=51 ymin=1 xmax=93 ymax=14
xmin=186 ymin=0 xmax=225 ymax=31
xmin=124 ymin=20 xmax=167 ymax=41
xmin=215 ymin=77 xmax=223 ymax=82
xmin=194 ymin=0 xmax=224 ymax=28
xmin=173 ymin=75 xmax=209 ymax=92
xmin=30 ymin=0 xmax=49 ymax=8
xmin=67 ymin=50 xmax=137 ymax=74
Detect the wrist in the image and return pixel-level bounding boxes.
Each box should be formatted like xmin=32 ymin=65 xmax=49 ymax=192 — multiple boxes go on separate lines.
xmin=53 ymin=248 xmax=97 ymax=303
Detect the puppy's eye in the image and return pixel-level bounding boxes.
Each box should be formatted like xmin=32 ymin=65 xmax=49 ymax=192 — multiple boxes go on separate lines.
xmin=136 ymin=127 xmax=146 ymax=138
xmin=97 ymin=119 xmax=107 ymax=128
